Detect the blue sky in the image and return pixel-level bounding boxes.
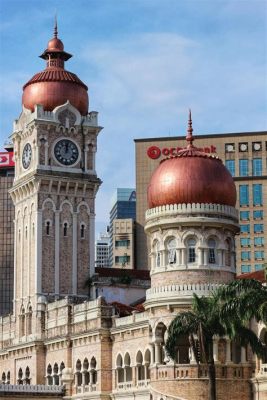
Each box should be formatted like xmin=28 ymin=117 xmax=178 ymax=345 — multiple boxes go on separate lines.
xmin=0 ymin=0 xmax=267 ymax=234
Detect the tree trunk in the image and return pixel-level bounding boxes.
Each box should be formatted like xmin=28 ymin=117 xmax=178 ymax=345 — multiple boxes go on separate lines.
xmin=208 ymin=359 xmax=216 ymax=400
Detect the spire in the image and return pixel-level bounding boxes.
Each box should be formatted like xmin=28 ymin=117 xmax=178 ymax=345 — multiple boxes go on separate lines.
xmin=186 ymin=109 xmax=194 ymax=146
xmin=54 ymin=15 xmax=58 ymax=38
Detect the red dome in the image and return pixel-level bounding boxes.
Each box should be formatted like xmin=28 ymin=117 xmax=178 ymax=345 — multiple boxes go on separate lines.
xmin=47 ymin=37 xmax=64 ymax=51
xmin=22 ymin=25 xmax=89 ymax=116
xmin=147 ymin=112 xmax=236 ymax=208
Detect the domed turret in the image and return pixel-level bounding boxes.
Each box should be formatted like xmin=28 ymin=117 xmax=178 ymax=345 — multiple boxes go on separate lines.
xmin=22 ymin=20 xmax=88 ymax=115
xmin=147 ymin=111 xmax=236 ymax=208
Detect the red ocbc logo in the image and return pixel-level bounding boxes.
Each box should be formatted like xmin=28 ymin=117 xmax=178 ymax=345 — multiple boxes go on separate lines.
xmin=147 ymin=145 xmax=217 ymax=159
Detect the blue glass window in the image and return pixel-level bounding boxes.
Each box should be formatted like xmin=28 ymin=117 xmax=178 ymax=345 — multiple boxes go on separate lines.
xmin=241 ymin=265 xmax=251 ymax=273
xmin=254 ymin=237 xmax=264 ymax=246
xmin=253 ymin=184 xmax=262 ymax=206
xmin=255 ymin=251 xmax=264 ymax=260
xmin=225 ymin=160 xmax=235 ymax=176
xmin=255 ymin=264 xmax=264 ymax=271
xmin=240 ymin=224 xmax=250 ymax=234
xmin=241 ymin=251 xmax=250 ymax=261
xmin=240 ymin=211 xmax=250 ymax=220
xmin=254 ymin=224 xmax=264 ymax=233
xmin=252 ymin=158 xmax=262 ymax=176
xmin=239 ymin=185 xmax=249 ymax=206
xmin=254 ymin=210 xmax=263 ymax=219
xmin=239 ymin=159 xmax=249 ymax=176
xmin=240 ymin=238 xmax=250 ymax=247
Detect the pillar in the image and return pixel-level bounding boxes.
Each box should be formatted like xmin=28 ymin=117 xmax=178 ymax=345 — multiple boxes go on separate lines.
xmin=213 ymin=338 xmax=219 ymax=363
xmin=226 ymin=339 xmax=232 ymax=363
xmin=241 ymin=347 xmax=247 ymax=363
xmin=72 ymin=213 xmax=78 ymax=294
xmin=55 ymin=211 xmax=60 ymax=294
xmin=155 ymin=342 xmax=161 ymax=364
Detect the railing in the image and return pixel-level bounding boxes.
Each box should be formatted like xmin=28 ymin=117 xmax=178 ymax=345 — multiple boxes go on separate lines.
xmin=146 ymin=203 xmax=238 ymax=221
xmin=114 ymin=312 xmax=147 ymax=327
xmin=117 ymin=382 xmax=133 ymax=390
xmin=76 ymin=384 xmax=98 ymax=393
xmin=146 ymin=283 xmax=221 ymax=302
xmin=0 ymin=384 xmax=64 ymax=394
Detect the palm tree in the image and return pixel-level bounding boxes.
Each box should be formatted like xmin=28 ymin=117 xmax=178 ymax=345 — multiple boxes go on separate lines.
xmin=218 ymin=278 xmax=267 ymax=325
xmin=165 ymin=290 xmax=264 ymax=400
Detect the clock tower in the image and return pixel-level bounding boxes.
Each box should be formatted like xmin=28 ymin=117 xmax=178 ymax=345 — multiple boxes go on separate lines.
xmin=9 ymin=23 xmax=102 ymax=337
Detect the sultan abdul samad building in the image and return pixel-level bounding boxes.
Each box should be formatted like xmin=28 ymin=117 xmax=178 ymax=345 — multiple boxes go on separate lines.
xmin=0 ymin=24 xmax=267 ymax=400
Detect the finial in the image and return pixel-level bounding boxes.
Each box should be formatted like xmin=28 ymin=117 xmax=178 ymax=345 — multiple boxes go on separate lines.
xmin=54 ymin=15 xmax=58 ymax=38
xmin=186 ymin=109 xmax=194 ymax=146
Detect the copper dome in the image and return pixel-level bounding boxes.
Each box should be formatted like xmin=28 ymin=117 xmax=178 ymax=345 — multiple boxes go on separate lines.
xmin=147 ymin=112 xmax=237 ymax=208
xmin=22 ymin=21 xmax=88 ymax=116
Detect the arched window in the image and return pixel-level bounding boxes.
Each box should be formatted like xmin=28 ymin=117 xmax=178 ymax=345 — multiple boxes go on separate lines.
xmin=187 ymin=238 xmax=196 ymax=263
xmin=18 ymin=368 xmax=23 ymax=385
xmin=63 ymin=222 xmax=68 ymax=237
xmin=53 ymin=363 xmax=59 ymax=385
xmin=83 ymin=358 xmax=89 ymax=385
xmin=116 ymin=354 xmax=124 ymax=384
xmin=124 ymin=353 xmax=132 ymax=382
xmin=81 ymin=224 xmax=85 ymax=239
xmin=46 ymin=221 xmax=50 ymax=235
xmin=6 ymin=371 xmax=10 ymax=384
xmin=136 ymin=351 xmax=145 ymax=381
xmin=167 ymin=238 xmax=176 ymax=265
xmin=25 ymin=366 xmax=30 ymax=384
xmin=1 ymin=372 xmax=6 ymax=384
xmin=76 ymin=360 xmax=82 ymax=386
xmin=154 ymin=242 xmax=160 ymax=267
xmin=208 ymin=238 xmax=216 ymax=264
xmin=25 ymin=226 xmax=28 ymax=239
xmin=144 ymin=349 xmax=151 ymax=379
xmin=225 ymin=239 xmax=231 ymax=267
xmin=90 ymin=357 xmax=97 ymax=384
xmin=46 ymin=364 xmax=53 ymax=385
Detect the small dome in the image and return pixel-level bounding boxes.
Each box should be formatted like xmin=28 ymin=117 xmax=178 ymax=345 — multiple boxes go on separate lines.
xmin=147 ymin=112 xmax=237 ymax=209
xmin=47 ymin=37 xmax=64 ymax=51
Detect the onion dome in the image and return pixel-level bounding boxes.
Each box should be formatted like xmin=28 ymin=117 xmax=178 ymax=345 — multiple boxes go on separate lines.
xmin=22 ymin=20 xmax=88 ymax=115
xmin=148 ymin=111 xmax=236 ymax=208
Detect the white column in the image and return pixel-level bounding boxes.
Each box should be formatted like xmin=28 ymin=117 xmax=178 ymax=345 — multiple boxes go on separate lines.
xmin=198 ymin=248 xmax=202 ymax=265
xmin=155 ymin=343 xmax=161 ymax=364
xmin=27 ymin=213 xmax=31 ymax=297
xmin=92 ymin=147 xmax=96 ymax=172
xmin=55 ymin=211 xmax=60 ymax=295
xmin=35 ymin=211 xmax=42 ymax=294
xmin=44 ymin=142 xmax=49 ymax=166
xmin=149 ymin=343 xmax=155 ymax=365
xmin=21 ymin=216 xmax=24 ymax=298
xmin=213 ymin=338 xmax=219 ymax=363
xmin=226 ymin=339 xmax=232 ymax=363
xmin=89 ymin=214 xmax=95 ymax=277
xmin=241 ymin=347 xmax=247 ymax=363
xmin=204 ymin=249 xmax=208 ymax=265
xmin=72 ymin=213 xmax=78 ymax=295
xmin=218 ymin=249 xmax=223 ymax=266
xmin=181 ymin=248 xmax=185 ymax=265
xmin=13 ymin=219 xmax=17 ymax=315
xmin=84 ymin=145 xmax=88 ymax=172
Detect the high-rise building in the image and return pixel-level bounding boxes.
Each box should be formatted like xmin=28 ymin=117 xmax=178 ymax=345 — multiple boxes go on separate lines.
xmin=0 ymin=145 xmax=15 ymax=316
xmin=112 ymin=218 xmax=135 ymax=269
xmin=95 ymin=232 xmax=110 ymax=268
xmin=109 ymin=188 xmax=136 ymax=266
xmin=135 ymin=131 xmax=267 ymax=274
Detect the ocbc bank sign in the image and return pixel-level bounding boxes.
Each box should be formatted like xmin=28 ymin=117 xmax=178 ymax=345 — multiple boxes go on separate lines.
xmin=147 ymin=145 xmax=217 ymax=159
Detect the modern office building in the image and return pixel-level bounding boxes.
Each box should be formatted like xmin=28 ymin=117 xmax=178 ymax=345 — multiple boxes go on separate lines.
xmin=135 ymin=131 xmax=267 ymax=274
xmin=95 ymin=232 xmax=110 ymax=268
xmin=112 ymin=218 xmax=135 ymax=269
xmin=109 ymin=188 xmax=136 ymax=266
xmin=0 ymin=146 xmax=15 ymax=316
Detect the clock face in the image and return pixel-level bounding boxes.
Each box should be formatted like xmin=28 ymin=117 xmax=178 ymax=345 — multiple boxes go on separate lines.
xmin=22 ymin=143 xmax=32 ymax=169
xmin=54 ymin=139 xmax=79 ymax=166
